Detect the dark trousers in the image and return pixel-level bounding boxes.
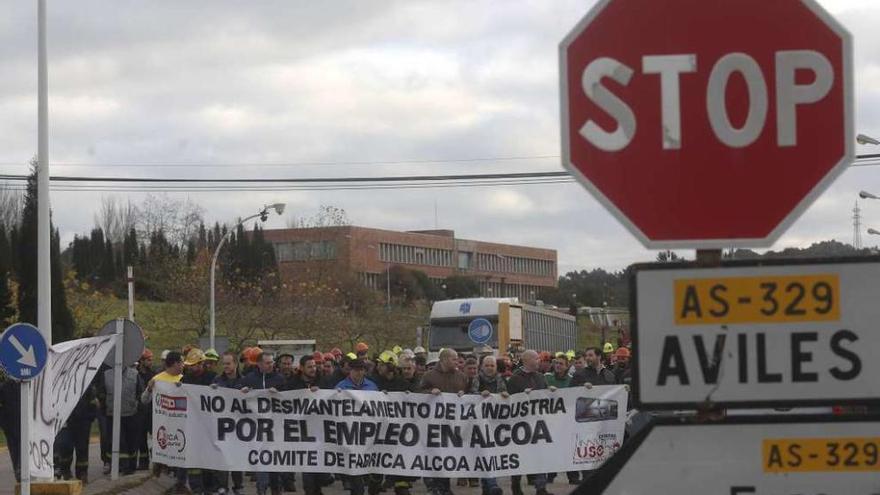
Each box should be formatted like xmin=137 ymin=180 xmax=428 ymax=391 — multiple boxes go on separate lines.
xmin=218 ymin=471 xmax=244 ymax=491
xmin=98 ymin=410 xmax=110 ymax=463
xmin=426 ymin=477 xmax=450 ymax=494
xmin=302 ymin=473 xmax=320 ymax=495
xmin=56 ymin=418 xmax=93 ymax=479
xmin=136 ymin=408 xmax=151 ymax=468
xmin=342 ymin=475 xmax=364 ymax=495
xmin=2 ymin=422 xmax=21 ymax=481
xmin=106 ymin=414 xmax=139 ymax=472
xmin=512 ymin=473 xmax=547 ymax=491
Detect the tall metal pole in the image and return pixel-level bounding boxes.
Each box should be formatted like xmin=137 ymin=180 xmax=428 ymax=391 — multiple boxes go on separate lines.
xmin=210 ymin=212 xmax=263 ymax=350
xmin=37 ymin=0 xmax=51 ymax=343
xmin=20 ymin=383 xmax=30 ymax=495
xmin=111 ymin=318 xmax=123 ymax=480
xmin=386 ymin=262 xmax=391 ymax=309
xmin=127 ymin=266 xmax=135 ymax=321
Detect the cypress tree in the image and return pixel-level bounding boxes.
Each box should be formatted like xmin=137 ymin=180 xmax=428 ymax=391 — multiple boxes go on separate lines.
xmin=16 ymin=169 xmax=75 ymax=342
xmin=0 ymin=225 xmax=14 ymax=325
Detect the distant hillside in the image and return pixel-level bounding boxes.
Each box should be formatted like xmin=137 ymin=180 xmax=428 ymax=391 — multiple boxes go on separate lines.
xmin=730 ymin=240 xmax=878 ymax=260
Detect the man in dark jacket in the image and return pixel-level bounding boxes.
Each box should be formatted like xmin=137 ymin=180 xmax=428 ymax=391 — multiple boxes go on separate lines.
xmin=506 ymin=350 xmax=554 ymax=495
xmin=419 ymin=349 xmax=468 ymax=495
xmin=570 ymin=347 xmax=617 ymax=387
xmin=471 ymin=356 xmax=508 ymax=495
xmin=242 ymin=352 xmax=285 ymax=495
xmin=288 ymin=355 xmax=325 ymax=495
xmin=0 ymin=373 xmax=21 ymax=482
xmin=135 ymin=349 xmax=156 ymax=471
xmin=398 ymin=356 xmax=420 ymax=392
xmin=212 ymin=352 xmax=245 ymax=495
xmin=55 ymin=379 xmax=97 ymax=482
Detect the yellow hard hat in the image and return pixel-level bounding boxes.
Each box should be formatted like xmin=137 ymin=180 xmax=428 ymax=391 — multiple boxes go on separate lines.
xmin=565 ymin=350 xmax=576 ymax=359
xmin=184 ymin=348 xmax=205 ymax=366
xmin=392 ymin=345 xmax=403 ymax=354
xmin=379 ymin=351 xmax=398 ymax=366
xmin=603 ymin=342 xmax=615 ymax=353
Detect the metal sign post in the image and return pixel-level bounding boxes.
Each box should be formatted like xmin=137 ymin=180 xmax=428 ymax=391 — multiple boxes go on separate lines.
xmin=0 ymin=324 xmax=49 ymax=495
xmin=110 ymin=318 xmax=124 ymax=480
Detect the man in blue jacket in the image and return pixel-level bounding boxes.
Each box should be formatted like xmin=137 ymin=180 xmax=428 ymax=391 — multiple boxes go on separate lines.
xmin=335 ymin=359 xmax=376 ymax=495
xmin=335 ymin=358 xmax=377 ymax=391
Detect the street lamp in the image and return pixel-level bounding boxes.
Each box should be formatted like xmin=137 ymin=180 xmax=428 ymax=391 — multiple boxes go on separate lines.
xmin=857 ymin=134 xmax=880 ymax=145
xmin=860 ymin=191 xmax=880 ymax=200
xmin=209 ymin=203 xmax=285 ymax=350
xmin=868 ymin=228 xmax=880 ymax=236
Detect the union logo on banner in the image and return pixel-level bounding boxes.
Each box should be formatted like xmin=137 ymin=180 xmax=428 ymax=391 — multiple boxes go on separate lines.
xmin=156 ymin=394 xmax=188 ymax=411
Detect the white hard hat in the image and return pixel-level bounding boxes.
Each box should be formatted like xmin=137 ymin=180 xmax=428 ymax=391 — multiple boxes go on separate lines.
xmin=414 ymin=346 xmax=426 ymax=354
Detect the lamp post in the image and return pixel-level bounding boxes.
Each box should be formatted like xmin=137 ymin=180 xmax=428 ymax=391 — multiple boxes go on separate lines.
xmin=209 ymin=203 xmax=285 ymax=350
xmin=857 ymin=133 xmax=879 ymax=145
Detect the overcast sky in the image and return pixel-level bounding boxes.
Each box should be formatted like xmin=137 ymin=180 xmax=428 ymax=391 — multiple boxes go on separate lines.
xmin=1 ymin=0 xmax=879 ymax=273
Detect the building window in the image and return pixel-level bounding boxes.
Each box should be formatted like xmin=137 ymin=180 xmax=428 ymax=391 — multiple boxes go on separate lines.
xmin=274 ymin=240 xmax=337 ymax=262
xmin=458 ymin=251 xmax=472 ymax=270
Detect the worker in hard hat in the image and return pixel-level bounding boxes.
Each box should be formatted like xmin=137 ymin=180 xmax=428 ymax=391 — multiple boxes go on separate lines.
xmin=355 ymin=342 xmax=369 ymax=358
xmin=602 ymin=342 xmax=615 ymax=366
xmin=135 ymin=349 xmax=156 ymax=471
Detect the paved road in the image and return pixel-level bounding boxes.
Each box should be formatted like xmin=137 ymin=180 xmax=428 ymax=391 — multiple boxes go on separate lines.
xmin=0 ymin=444 xmax=581 ymax=495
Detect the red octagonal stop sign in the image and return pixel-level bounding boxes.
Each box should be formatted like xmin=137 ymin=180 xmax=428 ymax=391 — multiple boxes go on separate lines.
xmin=560 ymin=0 xmax=853 ymax=248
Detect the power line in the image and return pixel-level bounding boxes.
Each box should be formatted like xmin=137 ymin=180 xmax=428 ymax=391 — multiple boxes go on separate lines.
xmin=0 ymin=171 xmax=571 ymax=184
xmin=0 ymin=153 xmax=562 ymax=168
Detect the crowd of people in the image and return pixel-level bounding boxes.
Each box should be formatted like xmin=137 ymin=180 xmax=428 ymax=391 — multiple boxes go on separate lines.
xmin=0 ymin=340 xmax=633 ymax=495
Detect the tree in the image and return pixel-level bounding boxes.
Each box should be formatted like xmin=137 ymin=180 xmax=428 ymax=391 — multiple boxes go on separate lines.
xmin=656 ymin=250 xmax=681 ymax=262
xmin=0 ymin=224 xmax=14 ymax=325
xmin=0 ymin=186 xmax=22 ymax=233
xmin=442 ymin=275 xmax=481 ymax=299
xmin=15 ymin=167 xmax=75 ymax=342
xmin=287 ymin=205 xmax=350 ymax=228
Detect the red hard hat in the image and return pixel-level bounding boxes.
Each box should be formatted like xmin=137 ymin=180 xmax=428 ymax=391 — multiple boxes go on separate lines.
xmin=615 ymin=347 xmax=631 ymax=359
xmin=330 ymin=347 xmax=342 ymax=357
xmin=323 ymin=352 xmax=336 ymax=362
xmin=141 ymin=349 xmax=153 ymax=360
xmin=355 ymin=342 xmax=369 ymax=353
xmin=312 ymin=351 xmax=324 ymax=363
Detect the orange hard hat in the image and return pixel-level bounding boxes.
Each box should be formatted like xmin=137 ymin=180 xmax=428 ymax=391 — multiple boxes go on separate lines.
xmin=539 ymin=351 xmax=552 ymax=361
xmin=355 ymin=342 xmax=369 ymax=353
xmin=141 ymin=349 xmax=153 ymax=360
xmin=615 ymin=347 xmax=631 ymax=359
xmin=245 ymin=346 xmax=263 ymax=365
xmin=312 ymin=351 xmax=324 ymax=363
xmin=323 ymin=352 xmax=336 ymax=362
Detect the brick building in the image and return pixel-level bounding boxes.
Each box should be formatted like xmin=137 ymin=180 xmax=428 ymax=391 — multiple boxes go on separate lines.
xmin=261 ymin=226 xmax=558 ymax=300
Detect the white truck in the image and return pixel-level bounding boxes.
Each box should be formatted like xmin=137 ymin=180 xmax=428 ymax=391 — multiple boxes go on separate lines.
xmin=427 ymin=298 xmax=577 ymax=355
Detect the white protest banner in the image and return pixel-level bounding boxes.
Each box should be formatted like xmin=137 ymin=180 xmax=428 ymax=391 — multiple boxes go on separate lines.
xmin=28 ymin=334 xmax=118 ymax=478
xmin=152 ymin=383 xmax=627 ymax=477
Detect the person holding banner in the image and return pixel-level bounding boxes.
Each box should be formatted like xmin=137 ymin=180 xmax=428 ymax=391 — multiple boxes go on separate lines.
xmin=242 ymin=352 xmax=285 ymax=495
xmin=419 ymin=348 xmax=468 ymax=495
xmin=287 ymin=354 xmax=326 ymax=495
xmin=212 ymin=351 xmax=246 ymax=495
xmin=506 ymin=350 xmax=554 ymax=495
xmin=335 ymin=359 xmax=378 ymax=495
xmin=102 ymin=358 xmax=145 ymax=475
xmin=470 ymin=355 xmax=508 ymax=495
xmin=370 ymin=351 xmax=414 ymax=495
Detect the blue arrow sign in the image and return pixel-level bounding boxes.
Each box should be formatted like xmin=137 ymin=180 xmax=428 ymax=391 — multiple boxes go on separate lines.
xmin=0 ymin=323 xmax=48 ymax=381
xmin=467 ymin=318 xmax=493 ymax=345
